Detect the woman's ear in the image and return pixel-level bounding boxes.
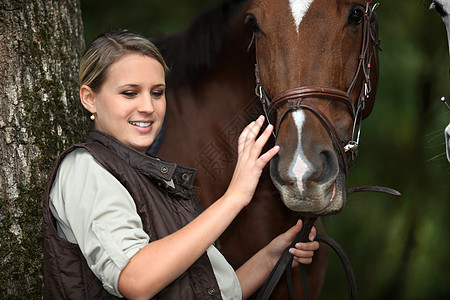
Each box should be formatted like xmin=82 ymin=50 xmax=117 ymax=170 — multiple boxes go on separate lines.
xmin=80 ymin=85 xmax=96 ymax=114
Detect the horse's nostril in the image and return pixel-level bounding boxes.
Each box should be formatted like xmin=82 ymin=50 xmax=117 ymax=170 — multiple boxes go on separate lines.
xmin=269 ymin=154 xmax=282 ymax=184
xmin=319 ymin=150 xmax=338 ymax=184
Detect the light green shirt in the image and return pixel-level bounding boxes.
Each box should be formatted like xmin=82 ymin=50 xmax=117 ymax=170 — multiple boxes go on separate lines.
xmin=49 ymin=148 xmax=241 ymax=299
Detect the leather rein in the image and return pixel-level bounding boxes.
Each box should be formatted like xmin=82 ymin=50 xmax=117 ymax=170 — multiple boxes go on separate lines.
xmin=253 ymin=2 xmax=400 ymax=300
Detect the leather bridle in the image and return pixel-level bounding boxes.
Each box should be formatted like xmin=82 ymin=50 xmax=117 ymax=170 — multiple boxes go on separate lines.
xmin=252 ymin=1 xmax=381 ymax=177
xmin=253 ymin=2 xmax=401 ymax=300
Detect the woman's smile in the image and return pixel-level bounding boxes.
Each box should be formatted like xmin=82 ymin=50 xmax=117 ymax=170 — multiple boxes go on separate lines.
xmin=130 ymin=121 xmax=153 ymax=133
xmin=82 ymin=53 xmax=166 ymax=153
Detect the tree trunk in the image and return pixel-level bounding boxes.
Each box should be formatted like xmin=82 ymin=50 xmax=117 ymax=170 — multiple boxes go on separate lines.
xmin=0 ymin=0 xmax=87 ymax=297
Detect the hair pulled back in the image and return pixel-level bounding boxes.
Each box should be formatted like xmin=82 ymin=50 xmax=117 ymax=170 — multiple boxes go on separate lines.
xmin=79 ymin=29 xmax=169 ymax=92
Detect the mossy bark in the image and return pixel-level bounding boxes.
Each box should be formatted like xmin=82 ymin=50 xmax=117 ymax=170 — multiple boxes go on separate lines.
xmin=0 ymin=0 xmax=87 ymax=297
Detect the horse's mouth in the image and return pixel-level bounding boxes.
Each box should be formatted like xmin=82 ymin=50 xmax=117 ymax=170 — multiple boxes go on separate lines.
xmin=278 ymin=183 xmax=345 ymax=215
xmin=270 ymin=163 xmax=346 ymax=216
xmin=313 ymin=178 xmax=346 ymax=215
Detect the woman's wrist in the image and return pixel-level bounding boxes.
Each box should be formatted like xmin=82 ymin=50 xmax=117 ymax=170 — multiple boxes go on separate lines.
xmin=222 ymin=189 xmax=250 ymax=211
xmin=258 ymin=244 xmax=279 ymax=275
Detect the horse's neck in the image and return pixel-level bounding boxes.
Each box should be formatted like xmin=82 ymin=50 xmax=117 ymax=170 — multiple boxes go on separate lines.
xmin=167 ymin=3 xmax=255 ymax=115
xmin=159 ymin=2 xmax=259 ymax=184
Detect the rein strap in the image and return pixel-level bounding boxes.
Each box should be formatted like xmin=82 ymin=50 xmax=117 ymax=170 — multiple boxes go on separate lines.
xmin=257 ymin=217 xmax=358 ymax=300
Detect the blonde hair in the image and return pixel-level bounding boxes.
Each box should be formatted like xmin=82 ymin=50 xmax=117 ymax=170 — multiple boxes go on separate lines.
xmin=79 ymin=29 xmax=169 ymax=92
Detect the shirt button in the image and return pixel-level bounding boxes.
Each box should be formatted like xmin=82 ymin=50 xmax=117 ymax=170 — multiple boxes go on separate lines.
xmin=160 ymin=166 xmax=169 ymax=174
xmin=207 ymin=288 xmax=216 ymax=296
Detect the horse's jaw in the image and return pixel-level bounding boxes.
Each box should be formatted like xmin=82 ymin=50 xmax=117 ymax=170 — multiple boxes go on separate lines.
xmin=270 ymin=155 xmax=347 ymax=216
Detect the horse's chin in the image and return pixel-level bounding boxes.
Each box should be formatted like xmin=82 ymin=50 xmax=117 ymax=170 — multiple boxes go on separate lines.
xmin=271 ymin=171 xmax=347 ymax=216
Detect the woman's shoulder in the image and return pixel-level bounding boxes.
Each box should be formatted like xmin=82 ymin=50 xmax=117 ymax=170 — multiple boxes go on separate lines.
xmin=61 ymin=147 xmax=93 ymax=166
xmin=58 ymin=147 xmax=105 ymax=178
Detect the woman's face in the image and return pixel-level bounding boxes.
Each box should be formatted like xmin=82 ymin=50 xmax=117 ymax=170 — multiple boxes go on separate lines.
xmin=89 ymin=53 xmax=166 ymax=153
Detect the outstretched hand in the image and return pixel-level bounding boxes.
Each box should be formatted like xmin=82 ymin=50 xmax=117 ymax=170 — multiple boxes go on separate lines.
xmin=225 ymin=115 xmax=279 ymax=207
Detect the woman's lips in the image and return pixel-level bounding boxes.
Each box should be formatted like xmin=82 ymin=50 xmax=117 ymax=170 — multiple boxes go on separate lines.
xmin=130 ymin=121 xmax=152 ymax=133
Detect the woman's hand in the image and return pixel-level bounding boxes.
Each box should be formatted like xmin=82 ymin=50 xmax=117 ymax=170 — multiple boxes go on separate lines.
xmin=236 ymin=219 xmax=320 ymax=299
xmin=225 ymin=115 xmax=279 ymax=207
xmin=267 ymin=220 xmax=320 ymax=266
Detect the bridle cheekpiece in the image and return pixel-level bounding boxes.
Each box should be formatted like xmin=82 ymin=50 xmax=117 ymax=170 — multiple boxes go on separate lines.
xmin=252 ymin=1 xmax=381 ymax=177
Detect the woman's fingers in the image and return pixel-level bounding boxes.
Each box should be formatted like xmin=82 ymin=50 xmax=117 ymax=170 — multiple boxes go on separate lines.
xmin=228 ymin=115 xmax=277 ymax=206
xmin=309 ymin=226 xmax=317 ymax=242
xmin=258 ymin=144 xmax=280 ymax=166
xmin=239 ymin=116 xmax=277 ymax=161
xmin=254 ymin=122 xmax=273 ymax=148
xmin=285 ymin=222 xmax=319 ymax=265
xmin=238 ymin=121 xmax=255 ymax=153
xmin=289 ymin=241 xmax=320 ymax=265
xmin=239 ymin=116 xmax=265 ymax=152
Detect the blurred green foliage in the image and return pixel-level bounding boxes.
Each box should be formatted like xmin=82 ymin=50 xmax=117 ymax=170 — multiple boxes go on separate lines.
xmin=80 ymin=0 xmax=218 ymax=43
xmin=80 ymin=1 xmax=450 ymax=299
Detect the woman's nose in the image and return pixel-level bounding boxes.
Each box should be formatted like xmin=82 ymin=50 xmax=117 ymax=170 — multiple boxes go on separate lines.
xmin=138 ymin=93 xmax=154 ymax=113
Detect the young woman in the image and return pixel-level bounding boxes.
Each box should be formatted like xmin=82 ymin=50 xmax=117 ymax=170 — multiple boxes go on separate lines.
xmin=43 ymin=30 xmax=319 ymax=300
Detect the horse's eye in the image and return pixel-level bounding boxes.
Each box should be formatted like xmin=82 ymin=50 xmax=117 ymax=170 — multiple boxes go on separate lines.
xmin=348 ymin=9 xmax=364 ymax=26
xmin=246 ymin=15 xmax=261 ymax=34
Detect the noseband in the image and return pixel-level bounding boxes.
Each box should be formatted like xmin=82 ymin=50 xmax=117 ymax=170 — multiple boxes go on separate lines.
xmin=252 ymin=1 xmax=381 ymax=176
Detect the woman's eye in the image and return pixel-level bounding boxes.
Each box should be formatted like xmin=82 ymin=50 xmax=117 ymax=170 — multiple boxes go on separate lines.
xmin=151 ymin=90 xmax=165 ymax=99
xmin=122 ymin=91 xmax=137 ymax=98
xmin=348 ymin=9 xmax=364 ymax=26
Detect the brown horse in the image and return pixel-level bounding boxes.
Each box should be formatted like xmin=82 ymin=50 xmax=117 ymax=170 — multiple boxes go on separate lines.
xmin=153 ymin=0 xmax=380 ymax=298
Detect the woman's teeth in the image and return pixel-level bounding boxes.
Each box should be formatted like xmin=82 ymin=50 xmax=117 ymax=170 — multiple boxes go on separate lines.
xmin=130 ymin=121 xmax=151 ymax=127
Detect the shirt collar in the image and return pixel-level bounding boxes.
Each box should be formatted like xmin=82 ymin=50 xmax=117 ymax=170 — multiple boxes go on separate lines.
xmin=86 ymin=130 xmax=197 ymax=190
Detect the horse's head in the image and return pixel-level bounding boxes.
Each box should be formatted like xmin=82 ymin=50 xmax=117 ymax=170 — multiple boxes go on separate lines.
xmin=246 ymin=0 xmax=381 ymax=215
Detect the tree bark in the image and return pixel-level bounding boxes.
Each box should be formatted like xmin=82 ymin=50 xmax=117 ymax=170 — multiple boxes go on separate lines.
xmin=0 ymin=0 xmax=87 ymax=297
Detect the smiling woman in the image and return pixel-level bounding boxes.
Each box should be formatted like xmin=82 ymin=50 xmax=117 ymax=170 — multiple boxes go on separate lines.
xmin=41 ymin=29 xmax=319 ymax=300
xmin=80 ymin=53 xmax=167 ymax=153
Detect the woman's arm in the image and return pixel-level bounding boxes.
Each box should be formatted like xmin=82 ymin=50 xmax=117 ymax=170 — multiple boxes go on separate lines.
xmin=118 ymin=116 xmax=280 ymax=300
xmin=236 ymin=220 xmax=320 ymax=299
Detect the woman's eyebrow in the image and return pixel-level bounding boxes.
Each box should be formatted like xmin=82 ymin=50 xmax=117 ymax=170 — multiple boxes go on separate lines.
xmin=118 ymin=83 xmax=166 ymax=89
xmin=118 ymin=84 xmax=139 ymax=89
xmin=152 ymin=84 xmax=166 ymax=88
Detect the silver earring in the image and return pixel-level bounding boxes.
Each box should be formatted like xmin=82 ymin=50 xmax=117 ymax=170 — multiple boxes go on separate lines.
xmin=90 ymin=114 xmax=95 ymax=120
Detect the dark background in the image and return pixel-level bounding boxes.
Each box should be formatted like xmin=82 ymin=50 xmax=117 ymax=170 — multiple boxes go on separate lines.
xmin=80 ymin=1 xmax=450 ymax=299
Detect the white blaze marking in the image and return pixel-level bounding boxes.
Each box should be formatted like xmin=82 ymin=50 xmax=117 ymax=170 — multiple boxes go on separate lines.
xmin=289 ymin=0 xmax=314 ymax=33
xmin=289 ymin=110 xmax=310 ymax=193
